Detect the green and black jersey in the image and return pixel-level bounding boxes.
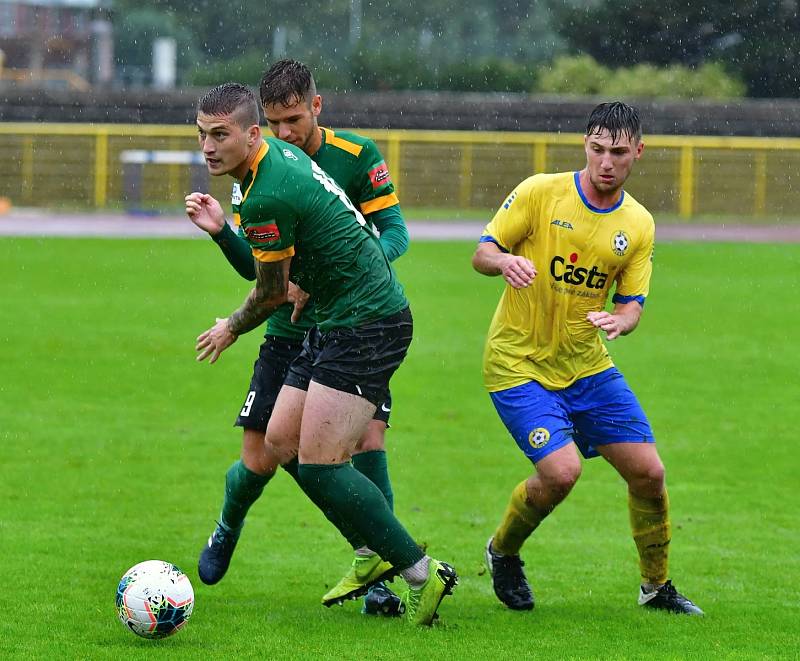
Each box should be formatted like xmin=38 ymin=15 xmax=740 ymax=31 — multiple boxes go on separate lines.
xmin=235 ymin=138 xmax=407 ymax=332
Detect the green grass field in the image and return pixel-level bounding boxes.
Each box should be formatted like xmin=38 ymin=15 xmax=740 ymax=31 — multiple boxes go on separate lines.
xmin=1 ymin=238 xmax=798 ymax=659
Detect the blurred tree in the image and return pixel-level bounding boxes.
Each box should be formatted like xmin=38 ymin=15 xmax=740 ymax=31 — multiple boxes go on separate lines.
xmin=113 ymin=6 xmax=198 ymax=85
xmin=535 ymin=55 xmax=745 ymax=99
xmin=113 ymin=0 xmax=781 ymax=97
xmin=113 ymin=0 xmax=566 ymax=90
xmin=535 ymin=54 xmax=611 ymax=95
xmin=550 ymin=0 xmax=800 ymax=98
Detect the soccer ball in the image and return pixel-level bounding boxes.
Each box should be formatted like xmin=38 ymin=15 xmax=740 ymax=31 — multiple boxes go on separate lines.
xmin=116 ymin=560 xmax=194 ymax=639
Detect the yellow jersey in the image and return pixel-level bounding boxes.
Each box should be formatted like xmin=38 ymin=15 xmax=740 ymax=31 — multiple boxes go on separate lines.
xmin=481 ymin=171 xmax=654 ymax=392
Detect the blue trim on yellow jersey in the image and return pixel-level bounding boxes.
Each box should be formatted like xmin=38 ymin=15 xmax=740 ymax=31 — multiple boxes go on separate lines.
xmin=479 ymin=235 xmax=509 ymax=252
xmin=573 ymin=171 xmax=625 ymax=214
xmin=612 ymin=293 xmax=646 ymax=307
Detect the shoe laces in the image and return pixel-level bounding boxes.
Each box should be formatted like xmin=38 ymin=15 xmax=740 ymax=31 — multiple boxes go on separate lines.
xmin=659 ymin=580 xmax=677 ymax=596
xmin=489 ymin=541 xmax=525 ymax=570
xmin=349 ymin=554 xmax=378 ymax=578
xmin=401 ymin=585 xmax=422 ymax=619
xmin=658 ymin=580 xmax=694 ymax=605
xmin=369 ymin=581 xmax=390 ymax=596
xmin=212 ymin=522 xmax=237 ymax=547
xmin=495 ymin=552 xmax=526 ymax=576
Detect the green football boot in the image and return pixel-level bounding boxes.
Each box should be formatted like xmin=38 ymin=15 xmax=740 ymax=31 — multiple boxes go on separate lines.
xmin=402 ymin=559 xmax=459 ymax=626
xmin=322 ymin=554 xmax=398 ymax=607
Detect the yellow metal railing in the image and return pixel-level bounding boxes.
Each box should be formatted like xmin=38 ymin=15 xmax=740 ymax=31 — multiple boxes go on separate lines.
xmin=1 ymin=122 xmax=799 ymax=220
xmin=0 ymin=68 xmax=91 ymax=92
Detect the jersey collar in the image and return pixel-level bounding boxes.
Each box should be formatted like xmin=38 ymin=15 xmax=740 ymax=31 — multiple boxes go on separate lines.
xmin=314 ymin=127 xmax=331 ymax=156
xmin=242 ymin=141 xmax=269 ymax=203
xmin=573 ymin=171 xmax=625 ymax=214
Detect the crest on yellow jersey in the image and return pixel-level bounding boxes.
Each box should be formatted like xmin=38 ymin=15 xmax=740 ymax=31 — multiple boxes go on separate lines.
xmin=612 ymin=230 xmax=630 ymax=256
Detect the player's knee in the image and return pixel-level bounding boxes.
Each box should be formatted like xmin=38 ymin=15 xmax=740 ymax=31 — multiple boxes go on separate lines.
xmin=241 ymin=437 xmax=280 ymax=476
xmin=628 ymin=459 xmax=665 ymax=496
xmin=354 ymin=423 xmax=387 ymax=452
xmin=541 ymin=461 xmax=581 ymax=499
xmin=649 ymin=460 xmax=666 ymax=485
xmin=354 ymin=437 xmax=384 ymax=453
xmin=641 ymin=460 xmax=666 ymax=491
xmin=264 ymin=429 xmax=298 ymax=466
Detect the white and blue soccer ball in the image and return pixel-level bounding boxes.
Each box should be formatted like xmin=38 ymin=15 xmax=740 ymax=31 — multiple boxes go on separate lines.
xmin=116 ymin=560 xmax=194 ymax=639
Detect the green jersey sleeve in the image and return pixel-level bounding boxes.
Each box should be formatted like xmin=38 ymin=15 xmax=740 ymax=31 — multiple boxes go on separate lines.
xmin=211 ymin=222 xmax=256 ymax=280
xmin=239 ymin=194 xmax=298 ymax=262
xmin=356 ymin=139 xmax=400 ymax=216
xmin=368 ymin=205 xmax=409 ymax=262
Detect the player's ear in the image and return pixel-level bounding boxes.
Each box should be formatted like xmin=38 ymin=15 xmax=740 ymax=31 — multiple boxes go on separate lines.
xmin=248 ymin=124 xmax=261 ymax=145
xmin=311 ymin=94 xmax=322 ymax=118
xmin=635 ymin=141 xmax=644 ymax=159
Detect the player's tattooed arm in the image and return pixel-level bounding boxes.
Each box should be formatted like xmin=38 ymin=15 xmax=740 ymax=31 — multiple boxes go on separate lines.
xmin=227 ymin=259 xmax=290 ymax=335
xmin=195 ymin=256 xmax=305 ymax=364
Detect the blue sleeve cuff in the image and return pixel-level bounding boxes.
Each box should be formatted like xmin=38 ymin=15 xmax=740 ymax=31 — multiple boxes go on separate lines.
xmin=479 ymin=235 xmax=509 ymax=252
xmin=612 ymin=293 xmax=646 ymax=307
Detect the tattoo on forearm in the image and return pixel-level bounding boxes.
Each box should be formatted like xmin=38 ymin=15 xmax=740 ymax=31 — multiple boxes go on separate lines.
xmin=228 ymin=261 xmax=287 ymax=335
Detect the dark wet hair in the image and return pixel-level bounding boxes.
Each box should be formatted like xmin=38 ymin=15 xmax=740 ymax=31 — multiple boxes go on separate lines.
xmin=197 ymin=82 xmax=259 ymax=128
xmin=586 ymin=102 xmax=642 ymax=144
xmin=260 ymin=59 xmax=316 ymax=108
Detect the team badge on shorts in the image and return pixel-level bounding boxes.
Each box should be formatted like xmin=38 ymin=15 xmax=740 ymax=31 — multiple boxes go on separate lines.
xmin=528 ymin=427 xmax=550 ymax=448
xmin=612 ymin=230 xmax=630 ymax=256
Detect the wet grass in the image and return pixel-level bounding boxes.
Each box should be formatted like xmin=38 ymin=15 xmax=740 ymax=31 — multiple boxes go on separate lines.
xmin=1 ymin=238 xmax=798 ymax=659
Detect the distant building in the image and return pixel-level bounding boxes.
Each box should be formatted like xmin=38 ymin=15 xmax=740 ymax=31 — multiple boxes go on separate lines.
xmin=0 ymin=0 xmax=113 ymax=89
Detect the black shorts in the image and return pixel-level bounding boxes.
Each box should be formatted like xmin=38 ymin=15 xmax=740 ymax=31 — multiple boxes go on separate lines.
xmin=235 ymin=335 xmax=394 ymax=431
xmin=235 ymin=335 xmax=303 ymax=431
xmin=284 ymin=307 xmax=413 ymax=408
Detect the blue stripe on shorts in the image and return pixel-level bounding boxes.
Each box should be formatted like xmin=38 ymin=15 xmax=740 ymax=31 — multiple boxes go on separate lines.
xmin=489 ymin=367 xmax=654 ymax=464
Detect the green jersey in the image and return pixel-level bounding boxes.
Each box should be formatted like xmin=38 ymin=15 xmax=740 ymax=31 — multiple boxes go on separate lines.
xmin=236 ymin=138 xmax=407 ymax=332
xmin=314 ymin=127 xmax=399 ymax=218
xmin=231 ymin=128 xmax=406 ymax=340
xmin=232 ymin=190 xmax=313 ymax=341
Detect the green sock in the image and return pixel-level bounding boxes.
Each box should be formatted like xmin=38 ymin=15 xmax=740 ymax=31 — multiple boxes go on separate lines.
xmin=220 ymin=460 xmax=272 ymax=533
xmin=352 ymin=450 xmax=394 ymax=511
xmin=298 ymin=462 xmax=423 ymax=570
xmin=283 ymin=458 xmax=367 ymax=549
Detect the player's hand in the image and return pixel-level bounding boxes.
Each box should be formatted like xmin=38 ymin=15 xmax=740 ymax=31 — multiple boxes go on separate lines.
xmin=587 ymin=311 xmax=624 ymax=340
xmin=288 ymin=282 xmax=310 ymax=323
xmin=185 ymin=192 xmax=225 ymax=236
xmin=500 ymin=254 xmax=537 ymax=289
xmin=196 ymin=317 xmax=238 ymax=363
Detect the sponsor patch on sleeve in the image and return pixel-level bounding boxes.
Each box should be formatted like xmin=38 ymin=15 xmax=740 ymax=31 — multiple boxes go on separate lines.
xmin=244 ymin=222 xmax=280 ymax=244
xmin=368 ymin=162 xmax=392 ymax=189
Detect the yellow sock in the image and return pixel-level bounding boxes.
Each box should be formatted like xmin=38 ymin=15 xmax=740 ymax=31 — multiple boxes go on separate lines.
xmin=629 ymin=489 xmax=671 ymax=585
xmin=493 ymin=480 xmax=545 ymax=556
